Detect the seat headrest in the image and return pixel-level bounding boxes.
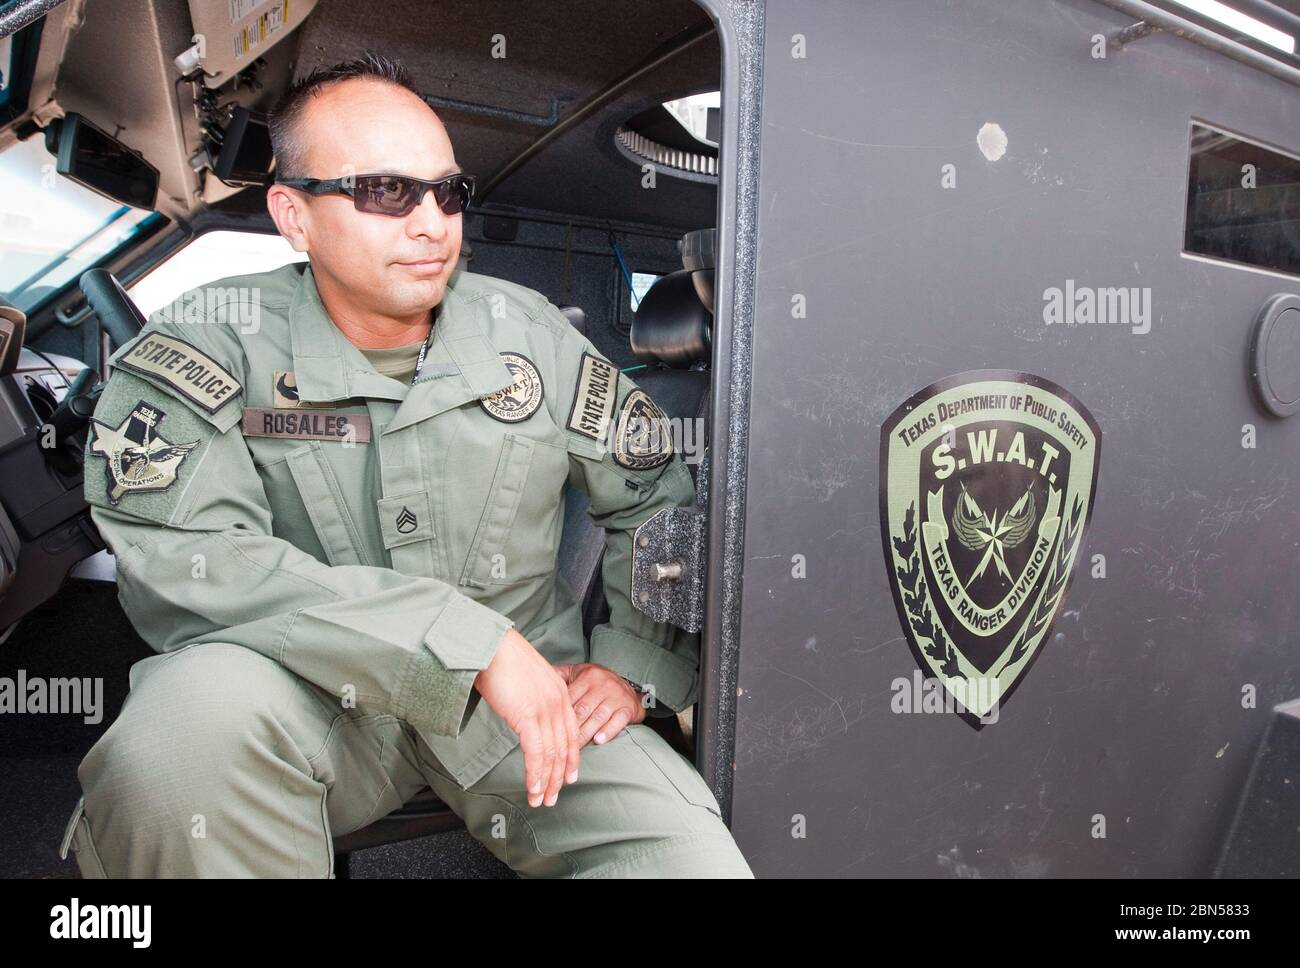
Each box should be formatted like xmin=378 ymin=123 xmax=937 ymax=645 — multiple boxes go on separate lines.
xmin=680 ymin=228 xmax=715 ymax=312
xmin=558 ymin=305 xmax=586 ymax=336
xmin=630 ymin=269 xmax=711 ymax=368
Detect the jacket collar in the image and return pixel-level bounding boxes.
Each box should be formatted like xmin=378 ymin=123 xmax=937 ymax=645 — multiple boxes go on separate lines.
xmin=288 ymin=264 xmax=514 ymax=426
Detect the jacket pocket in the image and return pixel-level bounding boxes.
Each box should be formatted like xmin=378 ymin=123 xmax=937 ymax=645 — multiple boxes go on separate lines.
xmin=285 ymin=442 xmax=372 ymax=566
xmin=459 ymin=433 xmax=547 ymax=587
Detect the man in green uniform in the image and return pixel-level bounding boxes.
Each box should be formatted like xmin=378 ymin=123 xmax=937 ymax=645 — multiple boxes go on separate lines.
xmin=59 ymin=55 xmax=752 ymax=878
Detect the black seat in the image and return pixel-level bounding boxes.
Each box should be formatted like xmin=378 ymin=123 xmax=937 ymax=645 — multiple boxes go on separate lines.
xmin=559 ymin=267 xmax=713 ymax=636
xmin=334 ymin=236 xmax=716 ymax=863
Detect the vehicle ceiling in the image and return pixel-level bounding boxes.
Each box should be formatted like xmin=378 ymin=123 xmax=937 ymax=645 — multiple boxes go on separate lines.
xmin=14 ymin=0 xmax=721 ymax=234
xmin=276 ymin=0 xmax=721 ymax=233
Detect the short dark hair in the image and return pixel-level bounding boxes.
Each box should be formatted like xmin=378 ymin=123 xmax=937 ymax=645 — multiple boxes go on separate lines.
xmin=268 ymin=53 xmax=426 ymax=179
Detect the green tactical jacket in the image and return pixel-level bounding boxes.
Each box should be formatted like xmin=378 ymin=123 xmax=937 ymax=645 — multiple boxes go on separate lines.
xmin=84 ymin=261 xmax=700 ymax=788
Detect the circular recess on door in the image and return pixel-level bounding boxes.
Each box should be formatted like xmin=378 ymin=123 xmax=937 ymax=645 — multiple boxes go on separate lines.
xmin=1250 ymin=294 xmax=1300 ymax=417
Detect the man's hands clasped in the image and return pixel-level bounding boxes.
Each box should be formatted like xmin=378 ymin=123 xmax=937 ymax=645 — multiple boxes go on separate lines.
xmin=553 ymin=661 xmax=647 ymax=748
xmin=473 ymin=628 xmax=648 ymax=809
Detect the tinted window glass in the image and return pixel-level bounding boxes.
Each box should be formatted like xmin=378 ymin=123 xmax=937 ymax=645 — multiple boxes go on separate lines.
xmin=1185 ymin=122 xmax=1300 ymax=277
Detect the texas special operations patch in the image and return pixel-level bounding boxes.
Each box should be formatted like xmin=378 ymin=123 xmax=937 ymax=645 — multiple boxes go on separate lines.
xmin=566 ymin=351 xmax=619 ymax=441
xmin=879 ymin=371 xmax=1101 ymax=725
xmin=479 ymin=352 xmax=544 ymax=423
xmin=115 ymin=333 xmax=241 ymax=413
xmin=613 ymin=388 xmax=673 ymax=470
xmin=89 ymin=400 xmax=199 ymax=505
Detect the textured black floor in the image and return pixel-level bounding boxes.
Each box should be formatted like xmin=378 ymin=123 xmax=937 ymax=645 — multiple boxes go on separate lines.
xmin=1 ymin=578 xmax=514 ymax=879
xmin=0 ymin=578 xmax=147 ymax=878
xmin=344 ymin=830 xmax=514 ymax=879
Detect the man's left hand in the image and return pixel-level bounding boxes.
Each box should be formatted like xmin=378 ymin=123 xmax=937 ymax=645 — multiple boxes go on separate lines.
xmin=554 ymin=663 xmax=647 ymax=748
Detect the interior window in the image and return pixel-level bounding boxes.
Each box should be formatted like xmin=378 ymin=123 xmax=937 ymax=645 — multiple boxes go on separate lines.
xmin=127 ymin=229 xmax=306 ymax=317
xmin=0 ymin=134 xmax=155 ymax=312
xmin=630 ymin=270 xmax=660 ymax=310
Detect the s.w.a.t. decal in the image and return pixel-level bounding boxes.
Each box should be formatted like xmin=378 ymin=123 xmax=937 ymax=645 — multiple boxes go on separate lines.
xmin=880 ymin=371 xmax=1101 ymax=725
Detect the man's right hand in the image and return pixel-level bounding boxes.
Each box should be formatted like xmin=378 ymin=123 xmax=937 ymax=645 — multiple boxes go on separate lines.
xmin=474 ymin=628 xmax=581 ymax=808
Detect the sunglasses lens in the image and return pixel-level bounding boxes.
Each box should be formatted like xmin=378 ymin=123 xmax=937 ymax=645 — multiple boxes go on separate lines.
xmin=434 ymin=175 xmax=474 ymax=216
xmin=358 ymin=175 xmax=419 ymax=216
xmin=353 ymin=174 xmax=473 ymax=216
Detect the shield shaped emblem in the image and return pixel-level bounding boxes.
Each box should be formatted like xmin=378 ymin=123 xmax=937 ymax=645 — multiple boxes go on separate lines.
xmin=879 ymin=371 xmax=1101 ymax=725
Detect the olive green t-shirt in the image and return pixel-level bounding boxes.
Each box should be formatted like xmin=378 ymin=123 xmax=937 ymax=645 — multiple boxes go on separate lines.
xmin=359 ymin=335 xmax=427 ymax=385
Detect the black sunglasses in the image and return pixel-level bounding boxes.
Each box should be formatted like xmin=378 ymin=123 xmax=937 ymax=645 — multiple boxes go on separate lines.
xmin=276 ymin=172 xmax=476 ymax=217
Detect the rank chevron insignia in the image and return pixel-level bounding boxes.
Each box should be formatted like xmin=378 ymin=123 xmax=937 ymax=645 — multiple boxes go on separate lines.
xmin=395 ymin=506 xmax=418 ymax=534
xmin=879 ymin=371 xmax=1102 ymax=726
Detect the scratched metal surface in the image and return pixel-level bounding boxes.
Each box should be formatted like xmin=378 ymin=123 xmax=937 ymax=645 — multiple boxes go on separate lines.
xmin=730 ymin=0 xmax=1300 ymax=875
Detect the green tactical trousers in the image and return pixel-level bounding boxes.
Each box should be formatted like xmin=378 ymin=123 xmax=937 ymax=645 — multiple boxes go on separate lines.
xmin=60 ymin=643 xmax=753 ymax=878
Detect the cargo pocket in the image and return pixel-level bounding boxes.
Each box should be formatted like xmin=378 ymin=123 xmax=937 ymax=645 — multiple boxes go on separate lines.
xmin=59 ymin=796 xmax=109 ymax=878
xmin=460 ymin=433 xmax=542 ymax=587
xmin=624 ymin=725 xmax=723 ymax=818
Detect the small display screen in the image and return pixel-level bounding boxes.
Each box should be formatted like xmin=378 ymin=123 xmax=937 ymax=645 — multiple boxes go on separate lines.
xmin=1185 ymin=122 xmax=1300 ymax=277
xmin=56 ymin=115 xmax=158 ymax=209
xmin=214 ymin=107 xmax=273 ymax=186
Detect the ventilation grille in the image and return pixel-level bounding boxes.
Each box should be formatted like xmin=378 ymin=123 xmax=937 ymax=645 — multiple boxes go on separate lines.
xmin=615 ymin=126 xmax=718 ymax=177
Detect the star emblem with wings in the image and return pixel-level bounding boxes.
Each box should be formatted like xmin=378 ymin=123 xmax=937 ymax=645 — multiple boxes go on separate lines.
xmin=90 ymin=401 xmax=198 ymax=505
xmin=951 ymin=482 xmax=1037 ymax=583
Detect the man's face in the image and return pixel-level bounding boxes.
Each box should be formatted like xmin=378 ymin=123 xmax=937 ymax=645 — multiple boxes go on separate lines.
xmin=281 ymin=79 xmax=463 ymax=319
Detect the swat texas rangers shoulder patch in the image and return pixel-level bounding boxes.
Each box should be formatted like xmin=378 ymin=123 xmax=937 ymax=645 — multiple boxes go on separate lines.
xmin=479 ymin=352 xmax=544 ymax=423
xmin=89 ymin=400 xmax=199 ymax=505
xmin=879 ymin=371 xmax=1101 ymax=727
xmin=613 ymin=388 xmax=673 ymax=470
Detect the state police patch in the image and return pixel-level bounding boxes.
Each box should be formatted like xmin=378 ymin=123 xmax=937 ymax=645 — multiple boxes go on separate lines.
xmin=479 ymin=353 xmax=544 ymax=423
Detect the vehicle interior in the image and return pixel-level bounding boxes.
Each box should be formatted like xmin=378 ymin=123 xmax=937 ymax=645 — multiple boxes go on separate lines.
xmin=0 ymin=0 xmax=724 ymax=877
